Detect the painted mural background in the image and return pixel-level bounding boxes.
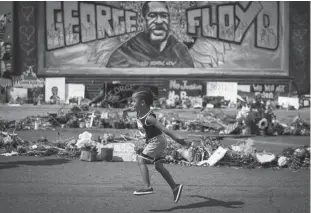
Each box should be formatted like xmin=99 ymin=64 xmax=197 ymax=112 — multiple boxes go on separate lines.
xmin=44 ymin=1 xmax=284 ymax=71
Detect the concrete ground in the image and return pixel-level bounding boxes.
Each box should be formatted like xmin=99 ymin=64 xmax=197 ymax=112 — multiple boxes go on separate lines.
xmin=0 ymin=156 xmax=309 ymax=213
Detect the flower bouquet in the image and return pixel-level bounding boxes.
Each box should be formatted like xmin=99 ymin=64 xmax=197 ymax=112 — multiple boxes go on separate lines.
xmin=75 ymin=131 xmax=98 ymax=161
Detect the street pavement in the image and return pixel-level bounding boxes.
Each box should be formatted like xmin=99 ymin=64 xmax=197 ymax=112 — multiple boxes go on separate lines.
xmin=0 ymin=156 xmax=309 ymax=213
xmin=0 ymin=107 xmax=310 ymax=212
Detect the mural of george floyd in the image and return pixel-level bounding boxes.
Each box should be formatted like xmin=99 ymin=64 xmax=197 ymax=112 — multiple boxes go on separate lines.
xmin=41 ymin=1 xmax=287 ymax=74
xmin=8 ymin=1 xmax=310 ymax=98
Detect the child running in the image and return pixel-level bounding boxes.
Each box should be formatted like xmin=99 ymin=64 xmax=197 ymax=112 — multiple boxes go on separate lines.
xmin=123 ymin=87 xmax=192 ymax=203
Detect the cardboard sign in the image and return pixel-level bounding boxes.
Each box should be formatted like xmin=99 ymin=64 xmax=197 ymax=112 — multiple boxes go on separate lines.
xmin=278 ymin=96 xmax=300 ymax=109
xmin=206 ymin=82 xmax=238 ymax=103
xmin=65 ymin=84 xmax=85 ymax=104
xmin=238 ymin=84 xmax=288 ymax=101
xmin=9 ymin=87 xmax=28 ymax=101
xmin=166 ymin=80 xmax=203 ymax=104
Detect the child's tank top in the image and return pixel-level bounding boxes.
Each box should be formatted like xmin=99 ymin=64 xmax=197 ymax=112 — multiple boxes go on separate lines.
xmin=137 ymin=110 xmax=162 ymax=143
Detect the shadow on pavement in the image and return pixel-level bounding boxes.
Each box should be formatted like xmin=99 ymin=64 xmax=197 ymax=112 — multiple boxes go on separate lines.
xmin=149 ymin=195 xmax=244 ymax=212
xmin=0 ymin=158 xmax=71 ymax=170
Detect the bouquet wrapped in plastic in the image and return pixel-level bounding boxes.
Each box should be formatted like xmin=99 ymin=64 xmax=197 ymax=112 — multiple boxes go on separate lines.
xmin=75 ymin=131 xmax=97 ymax=152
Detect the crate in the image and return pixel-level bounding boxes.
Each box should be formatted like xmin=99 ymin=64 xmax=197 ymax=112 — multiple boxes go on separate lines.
xmin=96 ymin=148 xmax=114 ymax=161
xmin=80 ymin=150 xmax=97 ymax=162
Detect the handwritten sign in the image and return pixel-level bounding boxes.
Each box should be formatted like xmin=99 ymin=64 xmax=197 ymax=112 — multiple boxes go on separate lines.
xmin=206 ymin=82 xmax=238 ymax=103
xmin=251 ymin=84 xmax=287 ymax=100
xmin=12 ymin=76 xmax=45 ymax=89
xmin=237 ymin=84 xmax=288 ymax=100
xmin=105 ymin=83 xmax=158 ymax=103
xmin=166 ymin=80 xmax=203 ymax=105
xmin=12 ymin=66 xmax=45 ymax=89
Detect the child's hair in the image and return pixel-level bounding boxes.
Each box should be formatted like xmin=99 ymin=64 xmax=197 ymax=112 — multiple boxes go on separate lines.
xmin=133 ymin=87 xmax=153 ymax=106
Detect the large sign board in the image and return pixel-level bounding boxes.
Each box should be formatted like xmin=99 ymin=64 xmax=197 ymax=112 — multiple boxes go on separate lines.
xmin=38 ymin=1 xmax=289 ymax=76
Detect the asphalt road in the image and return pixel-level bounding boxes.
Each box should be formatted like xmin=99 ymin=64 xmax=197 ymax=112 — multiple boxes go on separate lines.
xmin=0 ymin=108 xmax=310 ymax=212
xmin=0 ymin=156 xmax=309 ymax=213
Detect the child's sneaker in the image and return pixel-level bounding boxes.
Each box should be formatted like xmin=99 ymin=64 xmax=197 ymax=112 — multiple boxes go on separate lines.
xmin=134 ymin=187 xmax=154 ymax=195
xmin=173 ymin=184 xmax=183 ymax=203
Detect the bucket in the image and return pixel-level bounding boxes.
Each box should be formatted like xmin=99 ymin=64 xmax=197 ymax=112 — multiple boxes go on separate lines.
xmin=99 ymin=148 xmax=114 ymax=161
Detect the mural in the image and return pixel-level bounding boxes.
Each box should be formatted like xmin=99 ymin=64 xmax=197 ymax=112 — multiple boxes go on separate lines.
xmin=43 ymin=1 xmax=286 ymax=73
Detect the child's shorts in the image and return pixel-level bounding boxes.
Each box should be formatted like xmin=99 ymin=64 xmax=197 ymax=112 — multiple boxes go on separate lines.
xmin=139 ymin=134 xmax=167 ymax=162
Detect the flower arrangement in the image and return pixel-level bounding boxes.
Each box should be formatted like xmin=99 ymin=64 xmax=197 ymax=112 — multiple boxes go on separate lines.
xmin=75 ymin=131 xmax=97 ymax=152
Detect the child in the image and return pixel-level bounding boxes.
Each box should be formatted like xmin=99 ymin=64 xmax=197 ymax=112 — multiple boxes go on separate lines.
xmin=123 ymin=87 xmax=191 ymax=203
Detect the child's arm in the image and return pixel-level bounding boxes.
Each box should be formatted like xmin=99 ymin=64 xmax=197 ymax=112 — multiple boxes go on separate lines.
xmin=146 ymin=115 xmax=190 ymax=147
xmin=122 ymin=107 xmax=135 ymax=120
xmin=122 ymin=106 xmax=135 ymax=113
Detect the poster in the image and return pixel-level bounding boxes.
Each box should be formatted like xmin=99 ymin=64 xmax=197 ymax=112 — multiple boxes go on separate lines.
xmin=45 ymin=77 xmax=66 ymax=103
xmin=206 ymin=82 xmax=238 ymax=103
xmin=39 ymin=1 xmax=288 ymax=75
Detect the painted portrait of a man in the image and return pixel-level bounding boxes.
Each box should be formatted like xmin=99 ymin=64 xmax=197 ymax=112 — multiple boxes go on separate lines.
xmin=106 ymin=1 xmax=195 ymax=68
